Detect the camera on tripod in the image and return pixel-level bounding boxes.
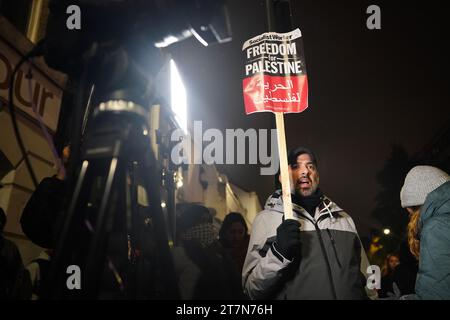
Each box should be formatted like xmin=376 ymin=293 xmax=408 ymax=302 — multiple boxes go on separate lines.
xmin=35 ymin=0 xmax=232 ymax=299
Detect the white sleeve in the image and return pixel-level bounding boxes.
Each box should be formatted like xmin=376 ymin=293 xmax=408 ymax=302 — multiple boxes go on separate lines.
xmin=242 ymin=212 xmax=291 ymax=300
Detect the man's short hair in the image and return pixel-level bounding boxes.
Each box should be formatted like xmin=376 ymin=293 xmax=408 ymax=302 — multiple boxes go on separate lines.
xmin=288 ymin=147 xmax=318 ymax=168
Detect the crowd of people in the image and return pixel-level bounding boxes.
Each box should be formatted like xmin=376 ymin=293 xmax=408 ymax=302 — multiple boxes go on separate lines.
xmin=1 ymin=146 xmax=449 ymax=299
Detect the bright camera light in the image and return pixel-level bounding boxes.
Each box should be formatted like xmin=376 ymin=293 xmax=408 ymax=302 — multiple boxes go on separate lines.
xmin=170 ymin=59 xmax=188 ymax=134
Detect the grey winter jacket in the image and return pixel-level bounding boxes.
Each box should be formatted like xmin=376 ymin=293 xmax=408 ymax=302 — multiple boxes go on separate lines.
xmin=242 ymin=190 xmax=377 ymax=300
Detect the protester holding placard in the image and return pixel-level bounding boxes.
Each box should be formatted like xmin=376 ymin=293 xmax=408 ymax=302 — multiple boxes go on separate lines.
xmin=242 ymin=147 xmax=377 ymax=300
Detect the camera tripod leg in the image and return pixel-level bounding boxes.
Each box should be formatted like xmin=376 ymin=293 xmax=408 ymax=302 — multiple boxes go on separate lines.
xmin=139 ymin=159 xmax=180 ymax=299
xmin=124 ymin=162 xmax=140 ymax=298
xmin=84 ymin=154 xmax=122 ymax=297
xmin=48 ymin=160 xmax=90 ymax=298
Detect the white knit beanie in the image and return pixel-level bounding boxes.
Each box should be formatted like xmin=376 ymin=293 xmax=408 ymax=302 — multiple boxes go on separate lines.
xmin=400 ymin=165 xmax=450 ymax=208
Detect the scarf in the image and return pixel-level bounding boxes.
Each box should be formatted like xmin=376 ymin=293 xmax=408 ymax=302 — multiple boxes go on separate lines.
xmin=292 ymin=188 xmax=324 ymax=216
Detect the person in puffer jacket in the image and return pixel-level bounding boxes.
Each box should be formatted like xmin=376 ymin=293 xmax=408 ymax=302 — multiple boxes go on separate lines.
xmin=399 ymin=165 xmax=450 ymax=299
xmin=242 ymin=147 xmax=377 ymax=300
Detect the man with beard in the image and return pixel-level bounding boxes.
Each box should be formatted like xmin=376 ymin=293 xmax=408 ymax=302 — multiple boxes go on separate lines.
xmin=242 ymin=147 xmax=376 ymax=300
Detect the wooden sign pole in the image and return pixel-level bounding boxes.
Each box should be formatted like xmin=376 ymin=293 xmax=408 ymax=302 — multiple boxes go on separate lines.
xmin=265 ymin=0 xmax=295 ymax=219
xmin=275 ymin=112 xmax=293 ymax=219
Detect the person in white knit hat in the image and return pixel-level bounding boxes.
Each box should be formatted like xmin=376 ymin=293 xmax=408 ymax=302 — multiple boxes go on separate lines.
xmin=399 ymin=165 xmax=450 ymax=299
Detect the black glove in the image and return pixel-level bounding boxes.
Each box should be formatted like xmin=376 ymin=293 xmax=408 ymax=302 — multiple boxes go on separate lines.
xmin=274 ymin=219 xmax=301 ymax=260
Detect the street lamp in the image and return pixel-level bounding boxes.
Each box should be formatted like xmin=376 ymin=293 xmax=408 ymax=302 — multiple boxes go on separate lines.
xmin=383 ymin=228 xmax=391 ymax=235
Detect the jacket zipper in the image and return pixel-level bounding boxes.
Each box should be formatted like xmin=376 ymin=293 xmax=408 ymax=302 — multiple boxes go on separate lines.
xmin=299 ymin=210 xmax=342 ymax=267
xmin=314 ymin=222 xmax=338 ymax=300
xmin=295 ymin=205 xmax=339 ymax=299
xmin=326 ymin=228 xmax=342 ymax=268
xmin=318 ymin=212 xmax=343 ymax=269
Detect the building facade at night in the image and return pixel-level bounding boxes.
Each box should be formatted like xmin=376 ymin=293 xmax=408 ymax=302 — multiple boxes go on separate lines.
xmin=1 ymin=2 xmax=66 ymax=263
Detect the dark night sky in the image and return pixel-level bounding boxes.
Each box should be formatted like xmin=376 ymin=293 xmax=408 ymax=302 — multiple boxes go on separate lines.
xmin=168 ymin=0 xmax=450 ymax=237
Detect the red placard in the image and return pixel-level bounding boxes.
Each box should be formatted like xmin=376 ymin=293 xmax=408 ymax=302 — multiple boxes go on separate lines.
xmin=242 ymin=29 xmax=308 ymax=114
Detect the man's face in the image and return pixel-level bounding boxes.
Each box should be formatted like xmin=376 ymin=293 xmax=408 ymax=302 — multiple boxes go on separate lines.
xmin=290 ymin=153 xmax=320 ymax=197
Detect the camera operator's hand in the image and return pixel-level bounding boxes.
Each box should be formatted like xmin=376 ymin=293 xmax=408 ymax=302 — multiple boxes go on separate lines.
xmin=274 ymin=219 xmax=301 ymax=260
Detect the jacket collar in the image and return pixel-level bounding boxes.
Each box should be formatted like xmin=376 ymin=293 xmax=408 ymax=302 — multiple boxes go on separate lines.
xmin=264 ymin=190 xmax=343 ymax=221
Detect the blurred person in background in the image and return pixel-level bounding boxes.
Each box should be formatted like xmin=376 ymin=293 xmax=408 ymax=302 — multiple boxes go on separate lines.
xmin=219 ymin=212 xmax=250 ymax=274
